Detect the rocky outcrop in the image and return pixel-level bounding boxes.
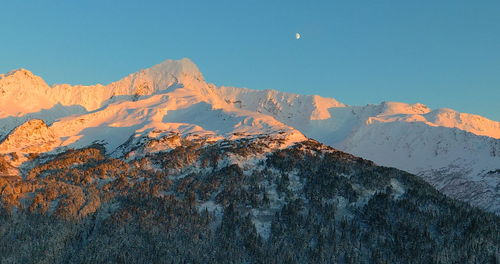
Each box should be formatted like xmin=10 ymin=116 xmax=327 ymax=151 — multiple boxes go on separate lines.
xmin=0 ymin=119 xmax=60 ymax=153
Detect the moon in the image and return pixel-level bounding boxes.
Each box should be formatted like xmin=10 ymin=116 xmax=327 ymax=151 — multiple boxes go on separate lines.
xmin=295 ymin=33 xmax=301 ymax=40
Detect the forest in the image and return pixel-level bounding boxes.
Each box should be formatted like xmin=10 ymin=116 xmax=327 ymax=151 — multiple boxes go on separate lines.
xmin=0 ymin=138 xmax=499 ymax=263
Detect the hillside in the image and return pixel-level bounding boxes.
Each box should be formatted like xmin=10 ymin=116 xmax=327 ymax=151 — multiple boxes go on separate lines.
xmin=0 ymin=58 xmax=499 ymax=214
xmin=0 ymin=137 xmax=498 ymax=263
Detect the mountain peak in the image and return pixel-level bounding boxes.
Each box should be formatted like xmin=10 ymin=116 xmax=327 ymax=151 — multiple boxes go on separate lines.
xmin=147 ymin=58 xmax=204 ymax=81
xmin=0 ymin=68 xmax=48 ymax=87
xmin=4 ymin=68 xmax=35 ymax=78
xmin=104 ymin=58 xmax=206 ymax=97
xmin=379 ymin=101 xmax=431 ymax=115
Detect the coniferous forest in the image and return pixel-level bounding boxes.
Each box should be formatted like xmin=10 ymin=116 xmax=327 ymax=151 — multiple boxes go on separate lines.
xmin=0 ymin=139 xmax=499 ymax=263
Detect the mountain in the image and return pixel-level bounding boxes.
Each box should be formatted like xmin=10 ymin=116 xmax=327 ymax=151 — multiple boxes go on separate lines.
xmin=0 ymin=119 xmax=60 ymax=153
xmin=0 ymin=58 xmax=499 ymax=214
xmin=0 ymin=136 xmax=498 ymax=263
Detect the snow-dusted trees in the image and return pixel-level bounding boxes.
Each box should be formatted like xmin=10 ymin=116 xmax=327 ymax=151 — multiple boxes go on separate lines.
xmin=0 ymin=139 xmax=498 ymax=263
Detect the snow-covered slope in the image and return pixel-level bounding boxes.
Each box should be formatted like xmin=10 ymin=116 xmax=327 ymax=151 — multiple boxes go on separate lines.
xmin=0 ymin=59 xmax=305 ymax=154
xmin=0 ymin=58 xmax=498 ymax=213
xmin=218 ymin=93 xmax=500 ymax=212
xmin=0 ymin=58 xmax=207 ymax=120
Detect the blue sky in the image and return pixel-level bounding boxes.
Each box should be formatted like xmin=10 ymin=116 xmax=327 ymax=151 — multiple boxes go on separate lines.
xmin=1 ymin=0 xmax=499 ymax=120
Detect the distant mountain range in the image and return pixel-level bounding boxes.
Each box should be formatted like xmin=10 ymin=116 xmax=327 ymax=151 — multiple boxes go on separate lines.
xmin=0 ymin=58 xmax=498 ymax=213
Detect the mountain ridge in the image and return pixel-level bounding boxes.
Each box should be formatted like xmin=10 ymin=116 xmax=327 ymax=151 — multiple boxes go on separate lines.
xmin=0 ymin=58 xmax=499 ymax=213
xmin=1 ymin=135 xmax=498 ymax=263
xmin=1 ymin=59 xmax=498 ymax=137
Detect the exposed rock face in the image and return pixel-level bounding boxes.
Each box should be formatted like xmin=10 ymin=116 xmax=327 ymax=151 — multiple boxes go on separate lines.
xmin=0 ymin=119 xmax=60 ymax=153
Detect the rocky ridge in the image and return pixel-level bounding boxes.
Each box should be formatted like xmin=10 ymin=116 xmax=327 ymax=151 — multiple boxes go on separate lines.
xmin=0 ymin=58 xmax=498 ymax=214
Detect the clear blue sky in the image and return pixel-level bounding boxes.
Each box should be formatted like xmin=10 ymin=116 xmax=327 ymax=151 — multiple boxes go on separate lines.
xmin=1 ymin=0 xmax=499 ymax=121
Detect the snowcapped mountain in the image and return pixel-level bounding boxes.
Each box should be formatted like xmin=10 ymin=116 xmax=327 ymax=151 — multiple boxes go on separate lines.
xmin=0 ymin=58 xmax=498 ymax=213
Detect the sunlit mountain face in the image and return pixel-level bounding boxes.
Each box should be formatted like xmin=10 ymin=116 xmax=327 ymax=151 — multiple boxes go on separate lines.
xmin=1 ymin=58 xmax=498 ymax=213
xmin=0 ymin=59 xmax=499 ymax=263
